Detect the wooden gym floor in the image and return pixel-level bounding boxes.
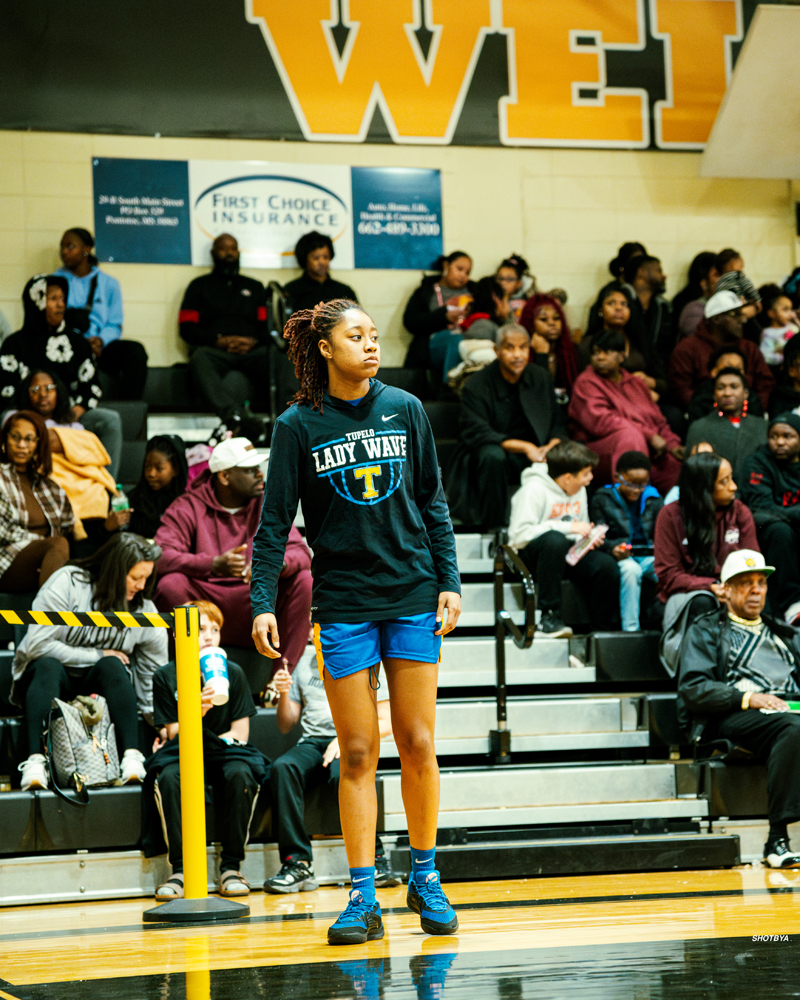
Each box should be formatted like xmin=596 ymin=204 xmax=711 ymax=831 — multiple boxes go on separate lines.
xmin=0 ymin=867 xmax=798 ymax=998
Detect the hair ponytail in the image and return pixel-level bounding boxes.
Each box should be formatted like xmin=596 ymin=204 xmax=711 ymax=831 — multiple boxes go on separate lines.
xmin=283 ymin=298 xmax=360 ymax=412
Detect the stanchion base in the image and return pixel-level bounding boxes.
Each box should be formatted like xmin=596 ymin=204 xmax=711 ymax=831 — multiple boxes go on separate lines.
xmin=490 ymin=728 xmax=512 ymax=765
xmin=143 ymin=896 xmax=250 ymax=923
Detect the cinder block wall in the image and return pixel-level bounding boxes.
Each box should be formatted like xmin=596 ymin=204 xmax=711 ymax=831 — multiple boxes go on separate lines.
xmin=0 ymin=130 xmax=794 ymax=367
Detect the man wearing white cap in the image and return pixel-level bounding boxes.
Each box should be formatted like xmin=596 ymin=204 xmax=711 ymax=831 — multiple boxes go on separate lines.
xmin=155 ymin=437 xmax=312 ymax=667
xmin=679 ymin=549 xmax=800 ymax=868
xmin=669 ymin=289 xmax=774 ymax=412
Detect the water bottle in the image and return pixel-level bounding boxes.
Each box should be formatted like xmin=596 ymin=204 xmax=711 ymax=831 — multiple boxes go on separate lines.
xmin=111 ymin=484 xmax=130 ymax=531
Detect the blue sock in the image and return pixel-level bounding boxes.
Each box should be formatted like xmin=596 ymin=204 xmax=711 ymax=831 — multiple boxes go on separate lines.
xmin=410 ymin=845 xmax=436 ymax=881
xmin=349 ymin=866 xmax=376 ymax=903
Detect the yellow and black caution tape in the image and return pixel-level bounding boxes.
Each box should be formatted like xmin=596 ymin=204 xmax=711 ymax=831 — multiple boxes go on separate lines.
xmin=0 ymin=609 xmax=174 ymax=629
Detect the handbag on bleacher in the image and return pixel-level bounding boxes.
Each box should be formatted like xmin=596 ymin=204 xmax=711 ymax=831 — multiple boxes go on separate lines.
xmin=44 ymin=694 xmax=120 ymax=805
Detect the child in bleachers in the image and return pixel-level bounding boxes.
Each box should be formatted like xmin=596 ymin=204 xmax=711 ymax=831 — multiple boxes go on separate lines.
xmin=509 ymin=440 xmax=620 ymax=637
xmin=149 ymin=599 xmax=267 ymax=901
xmin=129 ymin=435 xmax=188 ymax=538
xmin=590 ymin=451 xmax=662 ymax=632
xmin=759 ymin=285 xmax=798 ymax=367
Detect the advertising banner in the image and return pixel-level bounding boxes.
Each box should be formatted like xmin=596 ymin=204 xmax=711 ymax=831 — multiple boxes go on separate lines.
xmin=92 ymin=158 xmax=442 ymax=270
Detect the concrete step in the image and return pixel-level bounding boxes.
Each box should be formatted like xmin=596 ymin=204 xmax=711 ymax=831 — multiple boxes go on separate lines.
xmin=438 ymin=635 xmax=593 ymax=686
xmin=378 ymin=762 xmax=709 ymax=830
xmin=380 ymin=695 xmax=647 ymax=757
xmin=455 ymin=533 xmax=494 ymax=574
xmin=459 ymin=582 xmax=524 ymax=627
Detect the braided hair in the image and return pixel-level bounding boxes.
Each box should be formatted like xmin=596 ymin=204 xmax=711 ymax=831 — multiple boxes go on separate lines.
xmin=283 ymin=298 xmax=361 ymax=412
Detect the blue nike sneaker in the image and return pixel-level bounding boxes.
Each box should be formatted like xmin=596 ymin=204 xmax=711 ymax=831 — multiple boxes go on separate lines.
xmin=406 ymin=871 xmax=459 ymax=935
xmin=327 ymin=889 xmax=385 ymax=945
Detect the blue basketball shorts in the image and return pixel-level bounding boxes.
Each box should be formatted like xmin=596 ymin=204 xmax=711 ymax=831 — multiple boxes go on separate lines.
xmin=312 ymin=612 xmax=442 ymax=680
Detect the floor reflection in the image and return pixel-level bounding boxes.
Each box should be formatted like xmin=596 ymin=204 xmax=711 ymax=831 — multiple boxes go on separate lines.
xmin=17 ymin=934 xmax=800 ymax=1000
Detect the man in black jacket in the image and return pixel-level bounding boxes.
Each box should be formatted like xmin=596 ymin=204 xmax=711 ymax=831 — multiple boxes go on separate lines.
xmin=179 ymin=234 xmax=269 ymax=412
xmin=678 ymin=549 xmax=800 ymax=868
xmin=448 ymin=324 xmax=567 ymax=530
xmin=740 ymin=413 xmax=800 ymax=622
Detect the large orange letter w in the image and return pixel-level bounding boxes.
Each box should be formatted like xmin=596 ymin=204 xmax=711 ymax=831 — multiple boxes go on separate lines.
xmin=247 ymin=0 xmax=492 ymax=143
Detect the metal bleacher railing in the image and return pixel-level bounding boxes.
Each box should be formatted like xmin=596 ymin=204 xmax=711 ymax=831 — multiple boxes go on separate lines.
xmin=492 ymin=540 xmax=535 ymax=765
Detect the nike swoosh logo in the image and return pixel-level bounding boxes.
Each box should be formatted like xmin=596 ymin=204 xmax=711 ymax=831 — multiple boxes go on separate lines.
xmin=353 ymin=876 xmax=370 ymax=883
xmin=381 ymin=413 xmax=398 ymax=422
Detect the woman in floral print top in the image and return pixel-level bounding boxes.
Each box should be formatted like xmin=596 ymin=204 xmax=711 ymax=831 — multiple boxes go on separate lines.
xmin=0 ymin=275 xmax=102 ymax=416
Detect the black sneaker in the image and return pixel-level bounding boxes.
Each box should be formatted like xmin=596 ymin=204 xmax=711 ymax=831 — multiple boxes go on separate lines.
xmin=538 ymin=610 xmax=573 ymax=638
xmin=375 ymin=853 xmax=401 ymax=888
xmin=406 ymin=871 xmax=459 ymax=935
xmin=328 ymin=889 xmax=384 ymax=945
xmin=263 ymin=858 xmax=319 ymax=894
xmin=764 ymin=838 xmax=800 ymax=869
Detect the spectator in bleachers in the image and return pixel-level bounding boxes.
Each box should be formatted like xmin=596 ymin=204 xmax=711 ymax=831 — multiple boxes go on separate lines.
xmin=669 ymin=290 xmax=774 ymax=412
xmin=590 ymin=451 xmax=662 ymax=632
xmin=179 ymin=233 xmax=269 ymax=414
xmin=654 ymin=452 xmax=758 ymax=641
xmin=608 ymin=241 xmax=647 ymax=283
xmin=283 ymin=231 xmax=358 ymax=314
xmin=128 ymin=435 xmax=188 ymax=539
xmin=686 ymin=344 xmax=763 ymax=424
xmin=265 ymin=660 xmax=398 ymax=894
xmin=663 ymin=441 xmax=715 ymax=506
xmin=580 ymin=282 xmax=668 ymax=403
xmin=624 ymin=254 xmax=673 ymax=365
xmin=494 ymin=254 xmax=533 ymax=319
xmin=430 ymin=277 xmax=508 ymax=381
xmin=57 ymin=228 xmax=148 ymax=400
xmin=155 ymin=437 xmax=312 ymax=663
xmin=519 ymin=293 xmax=579 ymax=401
xmin=675 ymin=252 xmax=719 ymax=340
xmin=716 ymin=247 xmax=744 ymax=275
xmin=740 ymin=414 xmax=800 ymax=625
xmin=685 ymin=368 xmax=767 ymax=483
xmin=0 ymin=410 xmax=72 ymax=592
xmin=149 ymin=600 xmax=266 ymax=901
xmin=2 ymin=276 xmax=123 ymax=478
xmin=449 ymin=323 xmax=566 ymax=530
xmin=569 ymin=330 xmax=682 ymax=491
xmin=715 ymin=269 xmax=763 ymax=345
xmin=13 ymin=534 xmax=165 ymax=791
xmin=678 ymin=549 xmax=800 ymax=869
xmin=509 ymin=440 xmax=620 ymax=636
xmin=15 ymin=369 xmax=122 ymax=486
xmin=770 ymin=334 xmax=800 ymax=418
xmin=14 ymin=370 xmax=128 ymax=548
xmin=758 ymin=285 xmax=798 ymax=367
xmin=403 ymin=251 xmax=475 ymax=369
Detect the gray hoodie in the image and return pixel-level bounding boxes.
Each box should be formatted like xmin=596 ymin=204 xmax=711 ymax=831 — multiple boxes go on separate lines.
xmin=508 ymin=464 xmax=589 ymax=551
xmin=13 ymin=566 xmax=168 ymax=713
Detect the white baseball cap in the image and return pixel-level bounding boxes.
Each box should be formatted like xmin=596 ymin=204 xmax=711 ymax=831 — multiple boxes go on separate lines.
xmin=705 ymin=289 xmax=743 ymax=320
xmin=720 ymin=549 xmax=775 ymax=584
xmin=208 ymin=437 xmax=269 ymax=474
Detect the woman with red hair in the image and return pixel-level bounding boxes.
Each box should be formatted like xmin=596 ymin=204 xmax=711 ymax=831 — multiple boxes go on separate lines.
xmin=519 ymin=294 xmax=579 ymax=400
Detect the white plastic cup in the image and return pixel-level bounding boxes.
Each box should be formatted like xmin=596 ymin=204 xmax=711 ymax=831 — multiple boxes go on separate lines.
xmin=199 ymin=646 xmax=229 ymax=705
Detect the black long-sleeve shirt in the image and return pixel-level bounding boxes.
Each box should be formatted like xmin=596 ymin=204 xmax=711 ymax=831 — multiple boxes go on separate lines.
xmin=178 ymin=271 xmax=267 ymax=348
xmin=251 ymin=381 xmax=460 ymax=623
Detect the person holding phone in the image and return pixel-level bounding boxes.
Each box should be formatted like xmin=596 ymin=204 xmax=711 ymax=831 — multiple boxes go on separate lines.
xmin=251 ymin=298 xmax=461 ymax=946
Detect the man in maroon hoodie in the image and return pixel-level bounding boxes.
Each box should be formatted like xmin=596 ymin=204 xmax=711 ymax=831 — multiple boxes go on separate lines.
xmin=669 ymin=289 xmax=774 ymax=411
xmin=154 ymin=438 xmax=312 ymax=668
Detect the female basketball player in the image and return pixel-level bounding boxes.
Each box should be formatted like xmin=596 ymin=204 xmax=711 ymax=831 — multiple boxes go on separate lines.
xmin=251 ymin=299 xmax=461 ymax=945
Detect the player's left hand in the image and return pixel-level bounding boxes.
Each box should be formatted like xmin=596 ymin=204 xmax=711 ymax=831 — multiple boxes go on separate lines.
xmin=435 ymin=592 xmax=461 ymax=636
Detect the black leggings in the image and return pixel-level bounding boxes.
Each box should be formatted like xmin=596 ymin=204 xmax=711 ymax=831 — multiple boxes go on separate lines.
xmin=20 ymin=656 xmax=139 ymax=757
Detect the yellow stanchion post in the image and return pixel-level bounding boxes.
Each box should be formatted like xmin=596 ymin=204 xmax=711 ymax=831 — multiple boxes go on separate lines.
xmin=143 ymin=605 xmax=249 ymax=924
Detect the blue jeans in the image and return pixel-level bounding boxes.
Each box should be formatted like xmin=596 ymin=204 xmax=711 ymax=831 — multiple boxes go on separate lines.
xmin=428 ymin=329 xmax=464 ymax=382
xmin=619 ymin=555 xmax=656 ymax=631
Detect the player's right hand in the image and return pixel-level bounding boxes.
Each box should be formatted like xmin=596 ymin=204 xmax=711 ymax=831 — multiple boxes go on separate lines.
xmin=252 ymin=613 xmax=281 ymax=658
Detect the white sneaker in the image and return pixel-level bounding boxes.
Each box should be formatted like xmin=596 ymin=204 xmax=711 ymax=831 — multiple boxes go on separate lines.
xmin=120 ymin=749 xmax=146 ymax=784
xmin=19 ymin=754 xmax=48 ymax=791
xmin=785 ymin=602 xmax=800 ymax=627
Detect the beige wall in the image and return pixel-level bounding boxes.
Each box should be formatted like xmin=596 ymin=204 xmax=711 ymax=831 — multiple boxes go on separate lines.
xmin=0 ymin=130 xmax=795 ymax=369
